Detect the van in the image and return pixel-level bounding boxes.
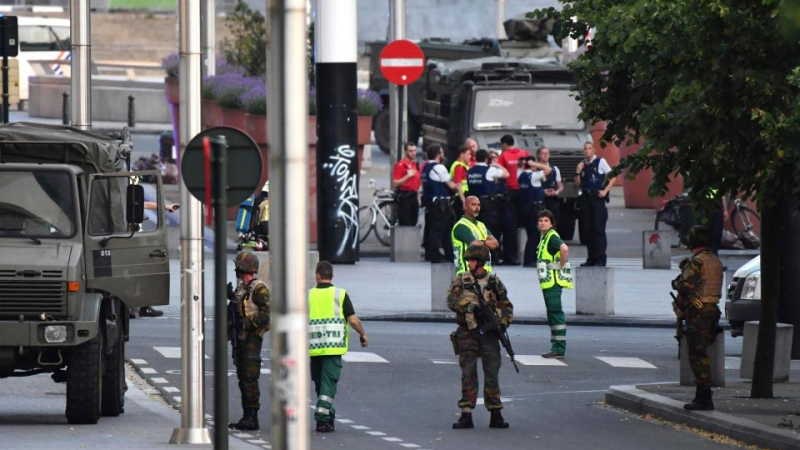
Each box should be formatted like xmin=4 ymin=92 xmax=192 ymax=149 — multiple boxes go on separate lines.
xmin=15 ymin=17 xmax=72 ymax=106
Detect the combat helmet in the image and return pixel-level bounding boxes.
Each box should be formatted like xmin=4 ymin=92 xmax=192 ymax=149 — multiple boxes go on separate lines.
xmin=685 ymin=225 xmax=711 ymax=249
xmin=464 ymin=244 xmax=490 ymax=264
xmin=234 ymin=251 xmax=259 ymax=274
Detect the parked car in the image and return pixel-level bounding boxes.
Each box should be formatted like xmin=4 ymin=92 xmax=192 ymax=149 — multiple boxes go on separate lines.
xmin=724 ymin=255 xmax=760 ymax=337
xmin=16 ymin=17 xmax=72 ymax=106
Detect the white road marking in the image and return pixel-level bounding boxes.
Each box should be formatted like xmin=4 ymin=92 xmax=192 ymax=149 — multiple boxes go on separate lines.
xmin=163 ymin=386 xmax=180 ymax=393
xmin=154 ymin=346 xmax=210 ymax=359
xmin=336 ymin=419 xmax=354 ymax=424
xmin=140 ymin=367 xmax=157 ymax=374
xmin=248 ymin=440 xmax=268 ymax=445
xmin=383 ymin=437 xmax=403 ymax=442
xmin=366 ymin=431 xmax=387 ymax=436
xmin=431 ymin=359 xmax=457 ymax=365
xmin=151 ymin=377 xmax=169 ymax=384
xmin=233 ymin=433 xmax=252 ymax=438
xmin=515 ymin=355 xmax=567 ymax=366
xmin=400 ymin=444 xmax=421 ymax=448
xmin=350 ymin=425 xmax=370 ymax=430
xmin=342 ymin=352 xmax=389 ymax=363
xmin=595 ymin=356 xmax=657 ymax=369
xmin=130 ymin=358 xmax=147 ymax=365
xmin=260 ymin=368 xmax=271 ymax=374
xmin=725 ymin=357 xmax=741 ymax=370
xmin=476 ymin=397 xmax=514 ymax=406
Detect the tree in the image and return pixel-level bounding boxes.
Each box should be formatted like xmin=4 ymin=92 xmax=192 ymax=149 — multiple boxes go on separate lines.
xmin=530 ymin=0 xmax=800 ymax=398
xmin=221 ymin=2 xmax=267 ymax=78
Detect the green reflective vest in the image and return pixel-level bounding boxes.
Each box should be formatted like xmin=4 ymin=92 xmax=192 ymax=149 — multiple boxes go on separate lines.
xmin=536 ymin=229 xmax=573 ymax=289
xmin=451 ymin=217 xmax=492 ymax=274
xmin=308 ymin=286 xmax=348 ymax=356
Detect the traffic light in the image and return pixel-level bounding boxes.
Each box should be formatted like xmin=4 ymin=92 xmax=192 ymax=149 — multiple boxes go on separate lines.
xmin=0 ymin=16 xmax=19 ymax=58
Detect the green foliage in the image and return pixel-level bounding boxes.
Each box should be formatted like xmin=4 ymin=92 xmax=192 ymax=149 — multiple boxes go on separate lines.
xmin=529 ymin=0 xmax=800 ymax=211
xmin=221 ymin=2 xmax=267 ymax=78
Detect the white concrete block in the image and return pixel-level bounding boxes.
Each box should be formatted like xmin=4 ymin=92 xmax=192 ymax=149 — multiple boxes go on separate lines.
xmin=680 ymin=332 xmax=725 ymax=387
xmin=740 ymin=321 xmax=794 ymax=383
xmin=431 ymin=263 xmax=455 ymax=312
xmin=575 ymin=267 xmax=614 ymax=315
xmin=391 ymin=226 xmax=421 ymax=262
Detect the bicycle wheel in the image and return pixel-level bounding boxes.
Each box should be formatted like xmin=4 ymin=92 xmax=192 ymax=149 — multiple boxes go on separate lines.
xmin=730 ymin=205 xmax=760 ymax=235
xmin=358 ymin=205 xmax=375 ymax=244
xmin=374 ymin=201 xmax=398 ymax=246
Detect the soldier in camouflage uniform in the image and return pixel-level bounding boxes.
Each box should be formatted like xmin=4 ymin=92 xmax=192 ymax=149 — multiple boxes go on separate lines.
xmin=228 ymin=252 xmax=271 ymax=430
xmin=447 ymin=244 xmax=514 ymax=429
xmin=672 ymin=225 xmax=723 ymax=411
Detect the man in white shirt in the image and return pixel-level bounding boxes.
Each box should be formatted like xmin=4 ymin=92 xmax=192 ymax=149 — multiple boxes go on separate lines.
xmin=466 ymin=149 xmax=509 ymax=263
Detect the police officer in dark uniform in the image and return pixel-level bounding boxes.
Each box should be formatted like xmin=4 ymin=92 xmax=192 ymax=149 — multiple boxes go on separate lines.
xmin=228 ymin=251 xmax=271 ymax=430
xmin=671 ymin=225 xmax=723 ymax=411
xmin=518 ymin=157 xmax=551 ymax=266
xmin=467 ymin=150 xmax=508 ymax=263
xmin=537 ymin=147 xmax=564 ymax=229
xmin=575 ymin=142 xmax=616 ymax=267
xmin=421 ymin=144 xmax=462 ymax=262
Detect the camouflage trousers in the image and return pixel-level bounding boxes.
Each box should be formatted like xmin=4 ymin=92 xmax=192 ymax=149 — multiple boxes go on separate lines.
xmin=454 ymin=326 xmax=503 ymax=411
xmin=685 ymin=304 xmax=721 ymax=388
xmin=310 ymin=355 xmax=342 ymax=423
xmin=543 ymin=287 xmax=566 ymax=355
xmin=234 ymin=333 xmax=264 ymax=410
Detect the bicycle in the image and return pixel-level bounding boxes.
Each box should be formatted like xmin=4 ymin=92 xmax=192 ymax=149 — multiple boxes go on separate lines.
xmin=358 ymin=179 xmax=398 ymax=246
xmin=729 ymin=198 xmax=760 ymax=249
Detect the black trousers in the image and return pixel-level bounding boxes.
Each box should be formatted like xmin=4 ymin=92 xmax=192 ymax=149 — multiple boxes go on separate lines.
xmin=580 ymin=196 xmax=608 ymax=265
xmin=395 ymin=191 xmax=419 ymax=226
xmin=544 ymin=197 xmax=561 ymax=229
xmin=520 ymin=201 xmax=543 ymax=265
xmin=499 ymin=191 xmax=520 ymax=264
xmin=424 ymin=200 xmax=454 ymax=263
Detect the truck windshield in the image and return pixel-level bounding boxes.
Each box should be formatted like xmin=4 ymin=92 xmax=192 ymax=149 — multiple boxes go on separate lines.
xmin=473 ymin=88 xmax=585 ymax=131
xmin=0 ymin=171 xmax=76 ymax=238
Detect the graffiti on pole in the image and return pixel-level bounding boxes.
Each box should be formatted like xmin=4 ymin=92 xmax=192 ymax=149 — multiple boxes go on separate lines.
xmin=322 ymin=144 xmax=359 ymax=256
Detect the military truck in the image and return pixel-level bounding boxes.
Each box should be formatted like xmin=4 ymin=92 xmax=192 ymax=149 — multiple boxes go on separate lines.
xmin=365 ymin=18 xmax=562 ymax=154
xmin=0 ymin=123 xmax=169 ymax=424
xmin=419 ymin=57 xmax=590 ymax=240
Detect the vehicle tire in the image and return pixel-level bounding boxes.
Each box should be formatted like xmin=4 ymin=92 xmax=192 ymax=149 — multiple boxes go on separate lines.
xmin=66 ymin=328 xmax=104 ymax=424
xmin=373 ymin=108 xmax=390 ymax=155
xmin=730 ymin=205 xmax=760 ymax=235
xmin=375 ymin=201 xmax=398 ymax=246
xmin=358 ymin=206 xmax=375 ymax=244
xmin=102 ymin=306 xmax=125 ymax=416
xmin=558 ymin=199 xmax=577 ymax=241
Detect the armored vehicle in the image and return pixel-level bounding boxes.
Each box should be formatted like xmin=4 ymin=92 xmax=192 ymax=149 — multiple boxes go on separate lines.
xmin=418 ymin=57 xmax=589 ymax=239
xmin=0 ymin=123 xmax=169 ymax=424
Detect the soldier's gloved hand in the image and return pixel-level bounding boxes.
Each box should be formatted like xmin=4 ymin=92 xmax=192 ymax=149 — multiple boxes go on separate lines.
xmin=692 ymin=298 xmax=703 ymax=309
xmin=226 ymin=282 xmax=235 ymax=300
xmin=671 ymin=276 xmax=681 ymax=290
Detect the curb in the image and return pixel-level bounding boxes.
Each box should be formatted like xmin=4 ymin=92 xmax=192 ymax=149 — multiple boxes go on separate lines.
xmin=606 ymin=384 xmax=800 ymax=450
xmin=361 ymin=313 xmax=730 ymax=330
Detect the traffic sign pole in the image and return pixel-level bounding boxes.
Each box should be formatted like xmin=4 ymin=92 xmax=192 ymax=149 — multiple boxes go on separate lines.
xmin=388 ymin=0 xmax=406 ymax=165
xmin=210 ymin=136 xmax=228 ymax=450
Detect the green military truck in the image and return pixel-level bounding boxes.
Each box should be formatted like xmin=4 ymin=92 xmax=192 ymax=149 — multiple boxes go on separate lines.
xmin=0 ymin=123 xmax=169 ymax=424
xmin=418 ymin=58 xmax=590 ymax=240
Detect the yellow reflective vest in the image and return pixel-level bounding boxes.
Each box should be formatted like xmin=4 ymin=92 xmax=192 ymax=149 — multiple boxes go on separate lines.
xmin=451 ymin=217 xmax=492 ymax=274
xmin=449 ymin=160 xmax=469 ymax=193
xmin=308 ymin=286 xmax=349 ymax=356
xmin=536 ymin=229 xmax=573 ymax=289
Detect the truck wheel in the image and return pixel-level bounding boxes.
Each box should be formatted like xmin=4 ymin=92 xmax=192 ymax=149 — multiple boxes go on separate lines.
xmin=373 ymin=108 xmax=390 ymax=154
xmin=558 ymin=199 xmax=577 ymax=241
xmin=102 ymin=312 xmax=125 ymax=416
xmin=66 ymin=330 xmax=104 ymax=424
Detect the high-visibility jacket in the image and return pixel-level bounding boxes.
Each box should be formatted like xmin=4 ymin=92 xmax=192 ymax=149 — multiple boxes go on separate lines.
xmin=308 ymin=286 xmax=349 ymax=356
xmin=451 ymin=217 xmax=492 ymax=274
xmin=450 ymin=160 xmax=469 ymax=193
xmin=536 ymin=229 xmax=573 ymax=289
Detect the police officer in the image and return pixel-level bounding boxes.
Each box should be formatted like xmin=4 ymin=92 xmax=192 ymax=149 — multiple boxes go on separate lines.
xmin=309 ymin=261 xmax=369 ymax=432
xmin=447 ymin=245 xmax=514 ymax=429
xmin=575 ymin=142 xmax=616 ymax=267
xmin=518 ymin=157 xmax=551 ymax=266
xmin=451 ymin=195 xmax=500 ymax=274
xmin=536 ymin=210 xmax=573 ymax=358
xmin=228 ymin=251 xmax=271 ymax=431
xmin=466 ymin=150 xmax=508 ymax=263
xmin=537 ymin=147 xmax=564 ymax=228
xmin=421 ymin=143 xmax=463 ymax=263
xmin=671 ymin=225 xmax=723 ymax=411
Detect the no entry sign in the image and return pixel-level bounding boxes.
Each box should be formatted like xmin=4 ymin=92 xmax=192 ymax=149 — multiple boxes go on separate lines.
xmin=379 ymin=39 xmax=425 ymax=86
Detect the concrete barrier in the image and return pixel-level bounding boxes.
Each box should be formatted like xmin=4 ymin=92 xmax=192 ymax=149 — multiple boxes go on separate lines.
xmin=575 ymin=267 xmax=614 ymax=315
xmin=643 ymin=230 xmax=671 ymax=269
xmin=391 ymin=226 xmax=421 ymax=262
xmin=740 ymin=321 xmax=794 ymax=383
xmin=680 ymin=332 xmax=725 ymax=387
xmin=431 ymin=263 xmax=455 ymax=312
xmin=252 ymin=251 xmax=320 ymax=292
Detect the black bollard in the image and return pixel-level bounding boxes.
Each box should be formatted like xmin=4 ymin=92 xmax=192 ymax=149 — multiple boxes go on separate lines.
xmin=127 ymin=95 xmax=135 ymax=128
xmin=62 ymin=92 xmax=69 ymax=125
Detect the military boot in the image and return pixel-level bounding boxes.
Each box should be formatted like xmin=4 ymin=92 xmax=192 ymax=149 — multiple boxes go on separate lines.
xmin=452 ymin=412 xmax=474 ymax=429
xmin=683 ymin=387 xmax=714 ymax=411
xmin=489 ymin=410 xmax=509 ymax=429
xmin=229 ymin=408 xmax=259 ymax=430
xmin=316 ymin=421 xmax=335 ymax=433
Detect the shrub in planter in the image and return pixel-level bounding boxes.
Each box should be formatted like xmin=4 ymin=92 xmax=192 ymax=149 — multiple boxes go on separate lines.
xmin=242 ymin=84 xmax=267 ymax=115
xmin=356 ymin=88 xmax=383 ymax=116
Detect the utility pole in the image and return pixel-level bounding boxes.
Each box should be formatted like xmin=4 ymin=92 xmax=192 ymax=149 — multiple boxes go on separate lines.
xmin=495 ymin=0 xmax=507 ymax=40
xmin=388 ymin=0 xmax=406 ymax=164
xmin=201 ymin=0 xmax=215 ymax=78
xmin=70 ymin=0 xmax=90 ymax=129
xmin=170 ymin=0 xmax=211 ymax=444
xmin=315 ymin=0 xmax=359 ymax=263
xmin=266 ymin=0 xmax=310 ymax=448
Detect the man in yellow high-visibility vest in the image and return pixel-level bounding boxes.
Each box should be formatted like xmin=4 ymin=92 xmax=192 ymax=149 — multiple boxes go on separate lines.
xmin=308 ymin=261 xmax=368 ymax=433
xmin=451 ymin=196 xmax=499 ymax=274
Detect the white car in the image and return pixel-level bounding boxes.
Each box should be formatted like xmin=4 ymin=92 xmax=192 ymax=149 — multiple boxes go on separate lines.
xmin=15 ymin=17 xmax=72 ymax=105
xmin=724 ymin=255 xmax=760 ymax=337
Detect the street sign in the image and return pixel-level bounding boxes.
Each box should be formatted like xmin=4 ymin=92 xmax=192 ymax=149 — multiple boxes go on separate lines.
xmin=182 ymin=126 xmax=263 ymax=205
xmin=379 ymin=39 xmax=425 ymax=86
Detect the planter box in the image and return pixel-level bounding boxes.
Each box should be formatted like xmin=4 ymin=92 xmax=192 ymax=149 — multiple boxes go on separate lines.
xmin=618 ymin=138 xmax=683 ymax=210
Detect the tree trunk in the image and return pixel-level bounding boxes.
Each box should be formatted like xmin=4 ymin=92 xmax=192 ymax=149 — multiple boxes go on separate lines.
xmin=750 ymin=200 xmax=781 ymax=398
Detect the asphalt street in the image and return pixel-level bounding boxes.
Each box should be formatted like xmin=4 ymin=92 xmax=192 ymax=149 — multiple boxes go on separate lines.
xmin=125 ymin=319 xmax=752 ymax=450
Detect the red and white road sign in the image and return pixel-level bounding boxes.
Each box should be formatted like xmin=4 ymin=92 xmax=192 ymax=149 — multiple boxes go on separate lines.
xmin=379 ymin=40 xmax=425 ymax=86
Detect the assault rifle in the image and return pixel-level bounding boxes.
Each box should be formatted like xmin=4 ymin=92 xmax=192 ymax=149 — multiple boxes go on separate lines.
xmin=469 ymin=277 xmax=520 ymax=373
xmin=227 ymin=282 xmax=243 ymax=364
xmin=670 ymin=292 xmax=684 ymax=360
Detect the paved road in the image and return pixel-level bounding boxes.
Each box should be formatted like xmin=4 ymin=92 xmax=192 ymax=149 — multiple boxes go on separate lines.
xmin=127 ymin=319 xmax=757 ymax=450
